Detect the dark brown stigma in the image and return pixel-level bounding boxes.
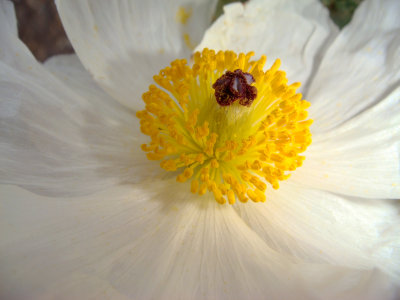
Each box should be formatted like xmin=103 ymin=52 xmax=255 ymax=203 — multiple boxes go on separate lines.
xmin=212 ymin=69 xmax=257 ymax=107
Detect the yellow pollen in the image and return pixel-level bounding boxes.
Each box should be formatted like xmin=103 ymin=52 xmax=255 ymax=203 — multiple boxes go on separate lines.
xmin=137 ymin=49 xmax=313 ymax=205
xmin=183 ymin=33 xmax=195 ymax=50
xmin=176 ymin=7 xmax=192 ymax=25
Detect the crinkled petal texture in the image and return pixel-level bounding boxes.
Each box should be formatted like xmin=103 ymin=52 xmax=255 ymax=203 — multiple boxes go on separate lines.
xmin=0 ymin=2 xmax=157 ymax=196
xmin=234 ymin=182 xmax=400 ymax=278
xmin=307 ymin=0 xmax=400 ymax=132
xmin=198 ymin=0 xmax=400 ymax=200
xmin=292 ymin=0 xmax=400 ymax=199
xmin=292 ymin=86 xmax=400 ymax=199
xmin=1 ymin=0 xmax=400 ymax=299
xmin=196 ymin=0 xmax=339 ymax=93
xmin=56 ymin=0 xmax=217 ymax=110
xmin=1 ymin=183 xmax=399 ymax=300
xmin=0 ymin=183 xmax=301 ymax=300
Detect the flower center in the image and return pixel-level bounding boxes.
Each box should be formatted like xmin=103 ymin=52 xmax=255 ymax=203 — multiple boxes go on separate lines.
xmin=137 ymin=48 xmax=312 ymax=204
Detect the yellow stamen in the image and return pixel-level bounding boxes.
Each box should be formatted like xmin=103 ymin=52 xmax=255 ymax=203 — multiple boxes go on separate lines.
xmin=137 ymin=49 xmax=312 ymax=205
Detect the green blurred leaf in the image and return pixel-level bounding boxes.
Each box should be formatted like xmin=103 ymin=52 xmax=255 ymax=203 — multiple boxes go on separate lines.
xmin=321 ymin=0 xmax=363 ymax=28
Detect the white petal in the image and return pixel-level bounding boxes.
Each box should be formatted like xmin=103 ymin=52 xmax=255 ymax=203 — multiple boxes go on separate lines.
xmin=0 ymin=1 xmax=16 ymax=34
xmin=1 ymin=182 xmax=307 ymax=300
xmin=2 ymin=182 xmax=399 ymax=299
xmin=299 ymin=267 xmax=400 ymax=300
xmin=0 ymin=1 xmax=36 ymax=66
xmin=234 ymin=183 xmax=400 ymax=280
xmin=0 ymin=4 xmax=155 ymax=196
xmin=307 ymin=0 xmax=400 ymax=131
xmin=56 ymin=0 xmax=217 ymax=111
xmin=0 ymin=57 xmax=155 ymax=196
xmin=196 ymin=0 xmax=338 ymax=91
xmin=293 ymin=86 xmax=400 ymax=199
xmin=0 ymin=184 xmax=151 ymax=299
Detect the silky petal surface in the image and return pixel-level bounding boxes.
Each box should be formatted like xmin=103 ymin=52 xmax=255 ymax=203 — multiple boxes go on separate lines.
xmin=196 ymin=0 xmax=338 ymax=92
xmin=293 ymin=85 xmax=400 ymax=199
xmin=234 ymin=182 xmax=400 ymax=280
xmin=56 ymin=0 xmax=217 ymax=110
xmin=2 ymin=182 xmax=399 ymax=300
xmin=0 ymin=3 xmax=154 ymax=196
xmin=1 ymin=0 xmax=399 ymax=299
xmin=298 ymin=267 xmax=399 ymax=300
xmin=307 ymin=0 xmax=400 ymax=132
xmin=1 ymin=182 xmax=306 ymax=300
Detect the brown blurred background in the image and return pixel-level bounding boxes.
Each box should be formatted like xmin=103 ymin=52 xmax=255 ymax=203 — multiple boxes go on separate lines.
xmin=12 ymin=0 xmax=362 ymax=62
xmin=12 ymin=0 xmax=73 ymax=61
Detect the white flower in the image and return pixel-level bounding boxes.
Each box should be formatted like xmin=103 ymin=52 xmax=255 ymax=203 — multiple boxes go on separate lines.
xmin=0 ymin=0 xmax=399 ymax=299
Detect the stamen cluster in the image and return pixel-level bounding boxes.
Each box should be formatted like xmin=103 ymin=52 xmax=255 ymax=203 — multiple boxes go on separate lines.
xmin=137 ymin=48 xmax=312 ymax=204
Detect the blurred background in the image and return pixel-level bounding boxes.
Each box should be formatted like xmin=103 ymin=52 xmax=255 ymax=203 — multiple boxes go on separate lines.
xmin=11 ymin=0 xmax=363 ymax=62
